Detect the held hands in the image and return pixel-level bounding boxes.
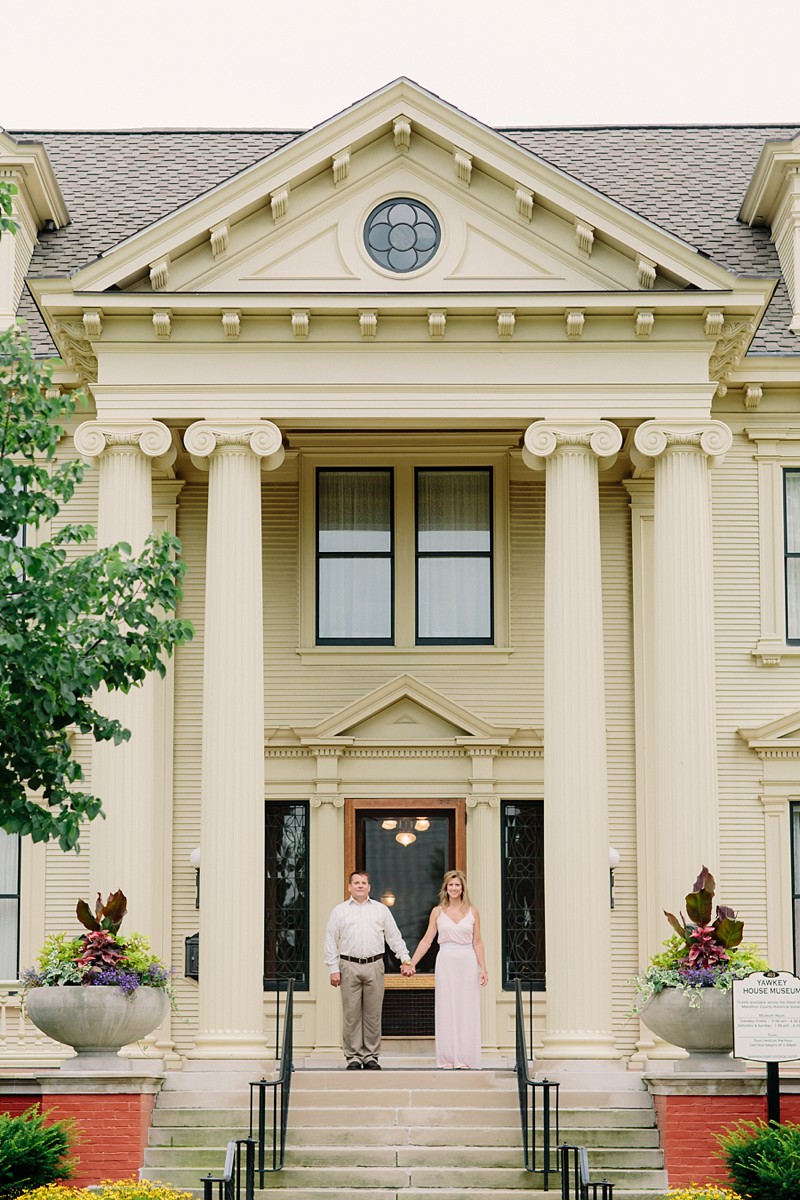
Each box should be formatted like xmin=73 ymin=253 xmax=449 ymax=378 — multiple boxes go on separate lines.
xmin=401 ymin=961 xmax=416 ymax=977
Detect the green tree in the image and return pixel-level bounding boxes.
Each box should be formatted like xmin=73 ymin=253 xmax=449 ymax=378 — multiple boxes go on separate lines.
xmin=0 ymin=325 xmax=193 ymax=851
xmin=0 ymin=180 xmax=16 ymax=235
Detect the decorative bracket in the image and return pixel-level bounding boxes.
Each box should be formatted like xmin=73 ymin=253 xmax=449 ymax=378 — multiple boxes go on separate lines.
xmin=574 ymin=220 xmax=595 ymax=255
xmin=515 ymin=186 xmax=534 ymax=223
xmin=497 ymin=309 xmax=515 ymax=339
xmin=454 ymin=149 xmax=472 ymax=186
xmin=152 ymin=310 xmax=172 ymax=339
xmin=82 ymin=310 xmax=103 ymax=339
xmin=744 ymin=384 xmax=763 ymax=410
xmin=271 ymin=186 xmax=290 ymax=223
xmin=331 ymin=147 xmax=350 ymax=187
xmin=636 ymin=255 xmax=657 ymax=289
xmin=149 ymin=255 xmax=170 ymax=290
xmin=359 ymin=311 xmax=377 ymax=339
xmin=291 ymin=310 xmax=309 ymax=339
xmin=221 ymin=310 xmax=241 ymax=340
xmin=428 ymin=310 xmax=446 ymax=339
xmin=393 ymin=115 xmax=411 ymax=152
xmin=634 ymin=309 xmax=654 ymax=338
xmin=565 ymin=309 xmax=585 ymax=338
xmin=209 ymin=222 xmax=229 ymax=259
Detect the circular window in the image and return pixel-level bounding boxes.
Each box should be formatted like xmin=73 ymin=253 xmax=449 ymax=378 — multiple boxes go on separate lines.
xmin=364 ymin=198 xmax=441 ymax=273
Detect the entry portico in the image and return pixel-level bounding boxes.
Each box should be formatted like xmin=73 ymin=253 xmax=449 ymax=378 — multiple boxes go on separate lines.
xmin=8 ymin=79 xmax=787 ymax=1069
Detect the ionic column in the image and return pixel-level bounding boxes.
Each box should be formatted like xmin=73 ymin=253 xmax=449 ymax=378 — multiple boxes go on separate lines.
xmin=632 ymin=421 xmax=731 ymax=919
xmin=523 ymin=420 xmax=622 ymax=1059
xmin=183 ymin=421 xmax=284 ymax=1059
xmin=73 ymin=421 xmax=175 ymax=948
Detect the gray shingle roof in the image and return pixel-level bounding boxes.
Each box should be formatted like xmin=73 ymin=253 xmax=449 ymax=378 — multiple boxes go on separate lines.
xmin=9 ymin=123 xmax=799 ymax=357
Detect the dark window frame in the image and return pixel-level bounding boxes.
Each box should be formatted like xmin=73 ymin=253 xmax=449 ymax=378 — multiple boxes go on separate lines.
xmin=792 ymin=802 xmax=800 ymax=975
xmin=501 ymin=801 xmax=545 ymax=991
xmin=264 ymin=801 xmax=310 ymax=992
xmin=785 ymin=468 xmax=800 ymax=644
xmin=315 ymin=467 xmax=395 ymax=646
xmin=414 ymin=466 xmax=494 ymax=646
xmin=0 ymin=834 xmax=21 ymax=981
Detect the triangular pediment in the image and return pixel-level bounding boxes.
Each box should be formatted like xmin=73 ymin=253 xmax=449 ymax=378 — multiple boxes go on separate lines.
xmin=739 ymin=710 xmax=800 ymax=752
xmin=62 ymin=79 xmax=748 ymax=300
xmin=291 ymin=674 xmax=520 ymax=744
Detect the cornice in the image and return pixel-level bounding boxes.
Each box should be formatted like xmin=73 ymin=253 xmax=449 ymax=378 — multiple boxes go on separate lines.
xmin=61 ymin=79 xmax=760 ymax=298
xmin=0 ymin=130 xmax=69 ymax=228
xmin=740 ymin=132 xmax=800 ymax=226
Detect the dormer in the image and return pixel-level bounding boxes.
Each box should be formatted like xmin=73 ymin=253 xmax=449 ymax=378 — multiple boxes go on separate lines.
xmin=740 ymin=130 xmax=800 ymax=334
xmin=0 ymin=130 xmax=69 ymax=331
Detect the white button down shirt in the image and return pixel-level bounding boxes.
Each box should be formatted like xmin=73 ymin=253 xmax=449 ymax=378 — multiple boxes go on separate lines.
xmin=324 ymin=897 xmax=411 ymax=974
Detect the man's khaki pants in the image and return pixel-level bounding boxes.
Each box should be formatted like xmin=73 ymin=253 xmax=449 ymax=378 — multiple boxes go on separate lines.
xmin=340 ymin=959 xmax=384 ymax=1065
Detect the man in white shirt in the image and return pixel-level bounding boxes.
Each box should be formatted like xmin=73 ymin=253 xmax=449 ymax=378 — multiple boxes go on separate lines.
xmin=324 ymin=869 xmax=415 ymax=1069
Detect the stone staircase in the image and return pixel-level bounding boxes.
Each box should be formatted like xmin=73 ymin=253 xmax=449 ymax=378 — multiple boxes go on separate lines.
xmin=141 ymin=1065 xmax=669 ymax=1199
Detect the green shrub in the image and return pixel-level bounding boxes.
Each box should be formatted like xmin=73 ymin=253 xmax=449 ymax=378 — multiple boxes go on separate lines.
xmin=0 ymin=1107 xmax=75 ymax=1198
xmin=716 ymin=1119 xmax=800 ymax=1199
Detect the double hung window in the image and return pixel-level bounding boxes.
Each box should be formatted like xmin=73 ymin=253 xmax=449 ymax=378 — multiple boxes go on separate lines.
xmin=315 ymin=465 xmax=494 ymax=647
xmin=785 ymin=469 xmax=800 ymax=643
xmin=0 ymin=831 xmax=19 ymax=979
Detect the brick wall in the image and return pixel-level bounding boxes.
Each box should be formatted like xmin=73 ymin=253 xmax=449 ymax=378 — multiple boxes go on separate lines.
xmin=40 ymin=1092 xmax=155 ymax=1187
xmin=654 ymin=1092 xmax=800 ymax=1186
xmin=0 ymin=1096 xmax=42 ymax=1118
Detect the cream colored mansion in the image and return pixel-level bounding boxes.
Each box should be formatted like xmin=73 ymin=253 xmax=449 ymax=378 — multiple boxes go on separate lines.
xmin=2 ymin=81 xmax=800 ymax=1067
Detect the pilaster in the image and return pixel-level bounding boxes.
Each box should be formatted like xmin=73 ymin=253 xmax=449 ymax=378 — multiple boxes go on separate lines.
xmin=183 ymin=421 xmax=284 ymax=1059
xmin=523 ymin=420 xmax=622 ymax=1059
xmin=632 ymin=421 xmax=731 ymax=918
xmin=466 ymin=789 xmax=501 ymax=1055
xmin=309 ymin=794 xmax=346 ymax=1058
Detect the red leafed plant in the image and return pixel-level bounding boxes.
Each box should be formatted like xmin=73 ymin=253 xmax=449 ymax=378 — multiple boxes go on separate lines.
xmin=664 ymin=866 xmax=744 ymax=970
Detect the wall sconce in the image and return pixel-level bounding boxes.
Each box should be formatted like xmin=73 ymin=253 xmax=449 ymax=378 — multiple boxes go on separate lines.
xmin=609 ymin=846 xmax=620 ymax=909
xmin=414 ymin=817 xmax=430 ymax=832
xmin=190 ymin=846 xmax=201 ymax=909
xmin=380 ymin=890 xmax=396 ymax=907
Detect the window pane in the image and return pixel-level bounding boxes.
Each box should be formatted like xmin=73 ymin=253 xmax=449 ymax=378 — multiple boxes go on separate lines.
xmin=265 ymin=802 xmax=308 ymax=990
xmin=788 ymin=559 xmax=800 ymax=642
xmin=319 ymin=558 xmax=392 ymax=640
xmin=0 ymin=831 xmax=18 ymax=894
xmin=0 ymin=899 xmax=17 ymax=979
xmin=318 ymin=470 xmax=391 ymax=553
xmin=502 ymin=802 xmax=545 ymax=988
xmin=786 ymin=472 xmax=800 ymax=554
xmin=417 ymin=469 xmax=490 ymax=552
xmin=418 ymin=557 xmax=491 ymax=639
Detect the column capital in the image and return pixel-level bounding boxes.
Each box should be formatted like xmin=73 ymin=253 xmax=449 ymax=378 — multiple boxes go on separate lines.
xmin=74 ymin=420 xmax=175 ymax=468
xmin=522 ymin=420 xmax=622 ymax=472
xmin=632 ymin=419 xmax=732 ymax=470
xmin=183 ymin=420 xmax=284 ymax=473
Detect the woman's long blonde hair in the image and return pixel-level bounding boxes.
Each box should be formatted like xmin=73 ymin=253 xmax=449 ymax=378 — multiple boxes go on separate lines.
xmin=438 ymin=869 xmax=471 ymax=908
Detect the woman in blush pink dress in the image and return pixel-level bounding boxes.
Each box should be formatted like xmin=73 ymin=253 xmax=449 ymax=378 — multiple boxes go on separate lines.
xmin=409 ymin=869 xmax=488 ymax=1068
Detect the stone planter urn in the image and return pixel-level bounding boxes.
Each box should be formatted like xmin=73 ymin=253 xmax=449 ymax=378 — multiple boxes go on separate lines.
xmin=25 ymin=986 xmax=168 ymax=1068
xmin=642 ymin=986 xmax=737 ymax=1070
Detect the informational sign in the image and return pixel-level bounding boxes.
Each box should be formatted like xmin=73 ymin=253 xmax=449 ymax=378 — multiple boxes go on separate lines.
xmin=732 ymin=970 xmax=800 ymax=1063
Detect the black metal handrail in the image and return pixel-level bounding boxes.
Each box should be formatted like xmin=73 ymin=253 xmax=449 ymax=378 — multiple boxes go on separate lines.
xmin=559 ymin=1143 xmax=614 ymax=1200
xmin=249 ymin=976 xmax=294 ymax=1184
xmin=515 ymin=978 xmax=559 ymax=1189
xmin=202 ymin=1137 xmax=255 ymax=1200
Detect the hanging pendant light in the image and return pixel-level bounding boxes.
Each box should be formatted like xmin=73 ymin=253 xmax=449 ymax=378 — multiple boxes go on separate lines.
xmin=414 ymin=817 xmax=430 ymax=832
xmin=395 ymin=817 xmax=416 ymax=847
xmin=381 ymin=819 xmax=398 ymax=830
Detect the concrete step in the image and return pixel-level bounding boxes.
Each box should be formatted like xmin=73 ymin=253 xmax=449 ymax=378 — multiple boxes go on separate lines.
xmin=292 ymin=1068 xmax=516 ymax=1090
xmin=289 ymin=1086 xmax=517 ymax=1108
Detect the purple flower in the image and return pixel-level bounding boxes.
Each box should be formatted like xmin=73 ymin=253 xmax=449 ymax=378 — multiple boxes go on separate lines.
xmin=89 ymin=969 xmax=141 ymax=995
xmin=677 ymin=966 xmax=720 ymax=988
xmin=145 ymin=963 xmax=170 ymax=986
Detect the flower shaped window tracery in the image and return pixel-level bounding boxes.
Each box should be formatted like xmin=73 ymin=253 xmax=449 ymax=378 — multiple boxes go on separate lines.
xmin=364 ymin=198 xmax=441 ymax=273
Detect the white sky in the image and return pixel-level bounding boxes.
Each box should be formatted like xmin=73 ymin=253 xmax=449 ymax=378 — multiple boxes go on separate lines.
xmin=4 ymin=0 xmax=799 ymax=131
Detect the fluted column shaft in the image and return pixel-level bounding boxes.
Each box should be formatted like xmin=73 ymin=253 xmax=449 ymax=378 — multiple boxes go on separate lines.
xmin=633 ymin=421 xmax=731 ymax=919
xmin=466 ymin=793 xmax=500 ymax=1053
xmin=523 ymin=421 xmax=621 ymax=1059
xmin=184 ymin=421 xmax=284 ymax=1058
xmin=74 ymin=421 xmax=174 ymax=948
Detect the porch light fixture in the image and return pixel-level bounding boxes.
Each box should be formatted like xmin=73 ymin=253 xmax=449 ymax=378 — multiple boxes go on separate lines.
xmin=395 ymin=818 xmax=417 ymax=847
xmin=189 ymin=846 xmax=201 ymax=909
xmin=380 ymin=890 xmax=396 ymax=907
xmin=414 ymin=817 xmax=430 ymax=831
xmin=609 ymin=846 xmax=620 ymax=910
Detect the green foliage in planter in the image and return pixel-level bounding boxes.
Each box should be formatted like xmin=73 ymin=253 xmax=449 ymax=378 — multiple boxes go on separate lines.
xmin=716 ymin=1119 xmax=800 ymax=1199
xmin=0 ymin=1107 xmax=75 ymax=1198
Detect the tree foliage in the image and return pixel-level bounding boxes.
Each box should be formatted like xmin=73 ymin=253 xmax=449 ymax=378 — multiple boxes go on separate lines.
xmin=0 ymin=326 xmax=193 ymax=851
xmin=0 ymin=180 xmax=16 ymax=235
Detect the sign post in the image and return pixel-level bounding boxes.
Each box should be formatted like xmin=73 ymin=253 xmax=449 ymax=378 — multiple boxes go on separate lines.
xmin=732 ymin=970 xmax=800 ymax=1124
